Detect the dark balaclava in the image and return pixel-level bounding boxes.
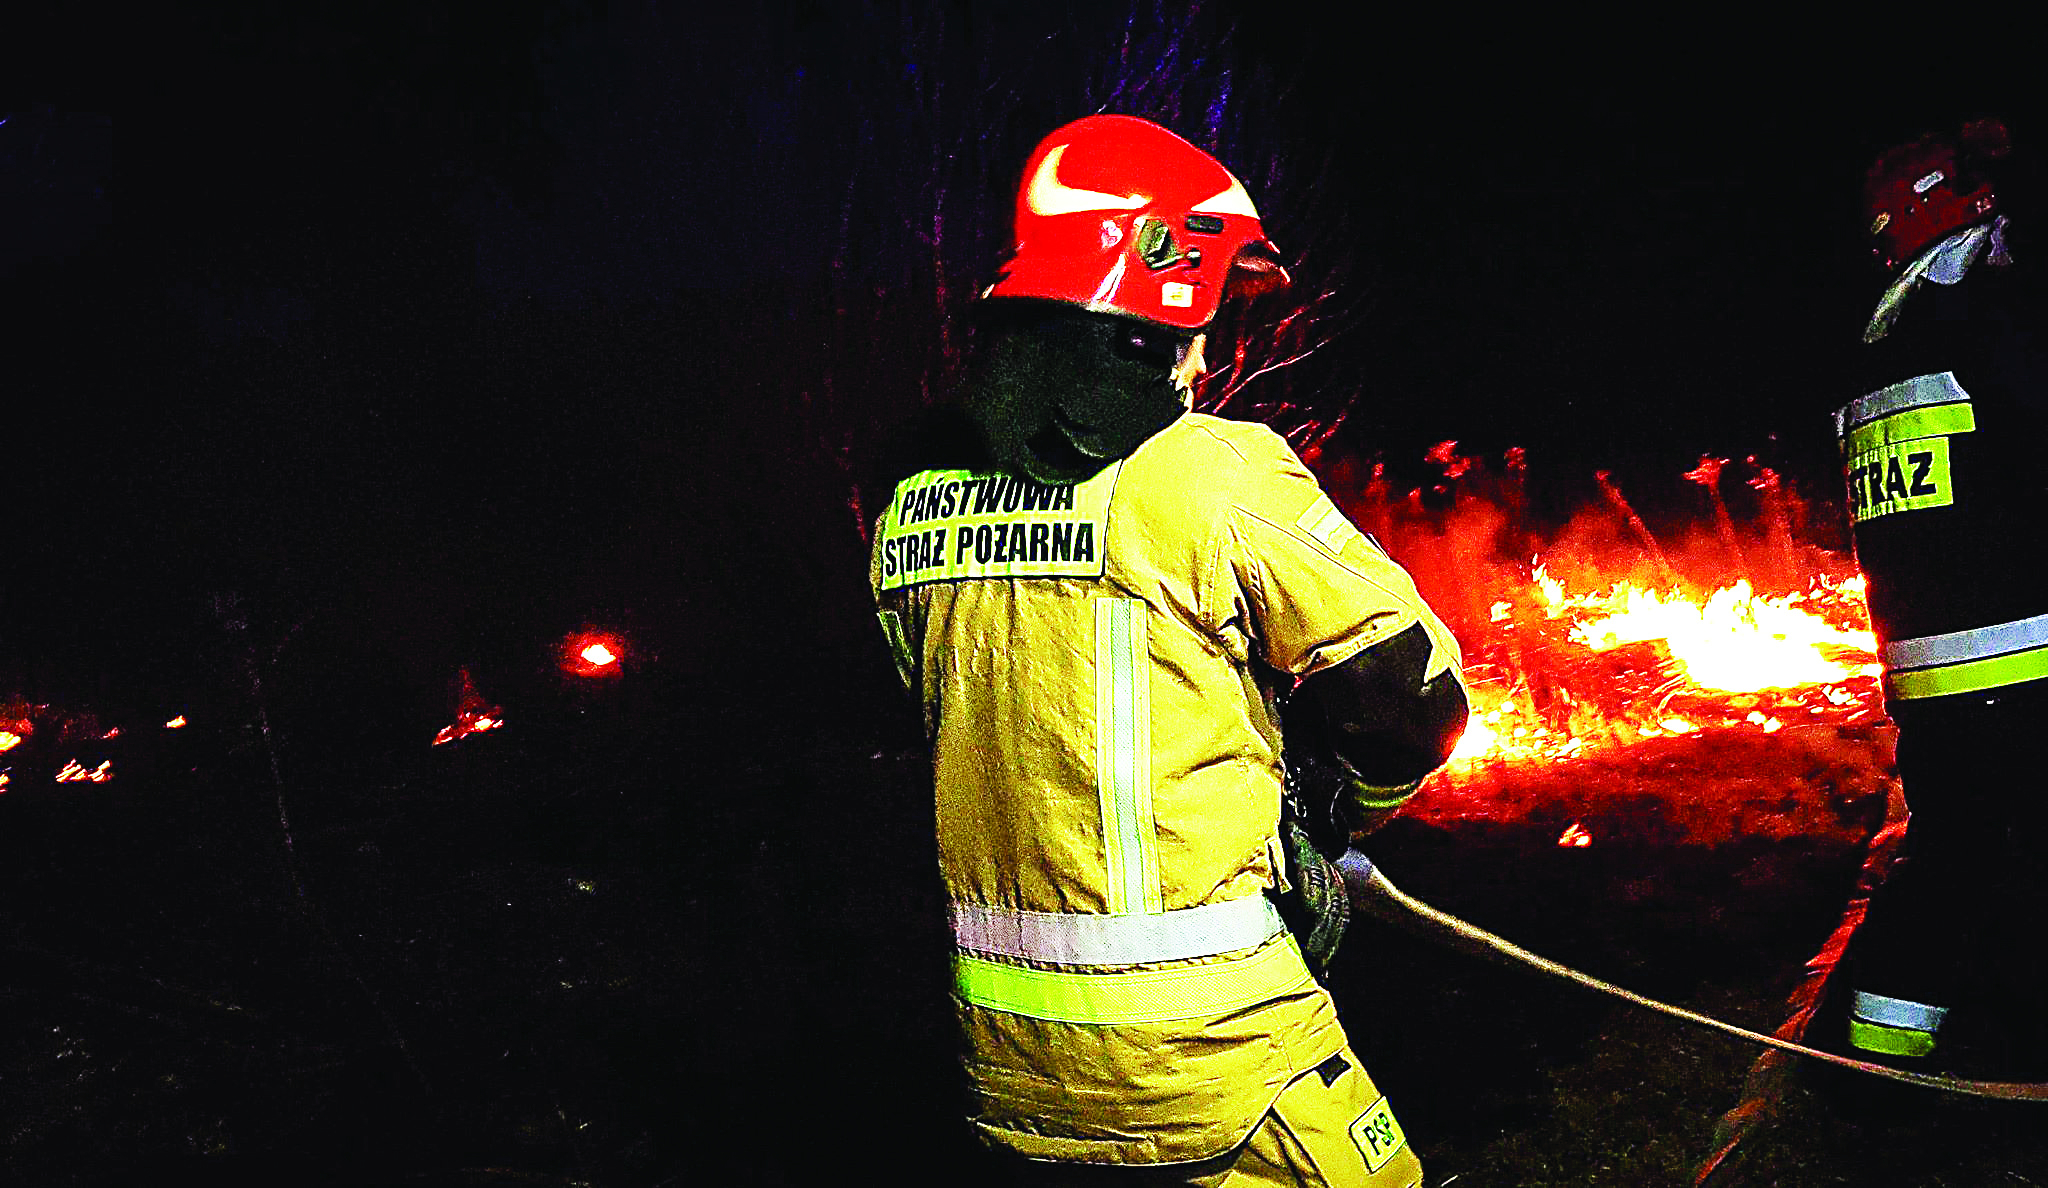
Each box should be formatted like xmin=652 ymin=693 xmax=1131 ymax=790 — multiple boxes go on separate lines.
xmin=962 ymin=301 xmax=1194 ymax=485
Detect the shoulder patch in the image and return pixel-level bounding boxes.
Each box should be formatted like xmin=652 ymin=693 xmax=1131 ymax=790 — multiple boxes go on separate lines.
xmin=1294 ymin=494 xmax=1361 ymax=556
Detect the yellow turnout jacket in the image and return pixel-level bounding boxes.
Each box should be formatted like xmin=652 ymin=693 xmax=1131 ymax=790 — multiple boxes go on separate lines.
xmin=870 ymin=412 xmax=1464 ymax=1164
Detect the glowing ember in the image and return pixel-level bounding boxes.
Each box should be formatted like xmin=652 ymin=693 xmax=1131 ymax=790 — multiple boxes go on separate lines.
xmin=101 ymin=726 xmax=122 ymax=740
xmin=0 ymin=731 xmax=20 ymax=753
xmin=434 ymin=669 xmax=505 ymax=747
xmin=562 ymin=631 xmax=627 ymax=678
xmin=56 ymin=759 xmax=113 ymax=784
xmin=1558 ymin=822 xmax=1593 ymax=847
xmin=433 ymin=715 xmax=504 ymax=746
xmin=0 ymin=771 xmax=9 ymax=791
xmin=165 ymin=715 xmax=187 ymax=729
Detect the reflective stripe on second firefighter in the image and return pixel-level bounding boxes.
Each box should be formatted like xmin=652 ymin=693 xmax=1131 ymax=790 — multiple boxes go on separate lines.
xmin=1836 ymin=371 xmax=1976 ymax=524
xmin=1882 ymin=611 xmax=2048 ymax=699
xmin=1849 ymin=990 xmax=1949 ymax=1058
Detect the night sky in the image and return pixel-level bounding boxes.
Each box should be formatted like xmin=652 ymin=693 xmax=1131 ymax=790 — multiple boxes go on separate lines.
xmin=9 ymin=6 xmax=2036 ymax=748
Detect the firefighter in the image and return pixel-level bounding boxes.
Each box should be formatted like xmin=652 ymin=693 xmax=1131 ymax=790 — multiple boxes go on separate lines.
xmin=869 ymin=115 xmax=1468 ymax=1184
xmin=1829 ymin=116 xmax=2048 ymax=1074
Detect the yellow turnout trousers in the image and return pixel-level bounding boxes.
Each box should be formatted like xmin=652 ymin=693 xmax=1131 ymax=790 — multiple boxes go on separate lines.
xmin=989 ymin=1047 xmax=1422 ymax=1188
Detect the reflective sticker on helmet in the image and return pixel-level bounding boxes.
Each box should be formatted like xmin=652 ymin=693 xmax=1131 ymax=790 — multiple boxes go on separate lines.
xmin=1161 ymin=282 xmax=1194 ymax=308
xmin=1190 ymin=176 xmax=1260 ymax=219
xmin=1913 ymin=169 xmax=1946 ymax=194
xmin=1025 ymin=144 xmax=1149 ymax=216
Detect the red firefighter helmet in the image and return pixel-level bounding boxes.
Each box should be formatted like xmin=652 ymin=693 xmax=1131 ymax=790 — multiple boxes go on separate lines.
xmin=1863 ymin=118 xmax=2011 ymax=273
xmin=984 ymin=115 xmax=1290 ymax=331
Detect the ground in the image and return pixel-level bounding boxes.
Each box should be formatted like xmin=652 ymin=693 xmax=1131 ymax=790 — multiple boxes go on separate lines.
xmin=3 ymin=693 xmax=2043 ymax=1186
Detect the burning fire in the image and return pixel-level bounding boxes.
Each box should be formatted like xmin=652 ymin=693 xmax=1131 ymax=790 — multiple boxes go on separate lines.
xmin=580 ymin=642 xmax=617 ymax=667
xmin=434 ymin=669 xmax=504 ymax=747
xmin=1447 ymin=569 xmax=1881 ymax=768
xmin=0 ymin=731 xmax=20 ymax=753
xmin=55 ymin=759 xmax=114 ymax=784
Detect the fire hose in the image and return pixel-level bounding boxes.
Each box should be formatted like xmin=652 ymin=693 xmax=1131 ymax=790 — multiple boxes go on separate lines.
xmin=1335 ymin=852 xmax=2048 ymax=1102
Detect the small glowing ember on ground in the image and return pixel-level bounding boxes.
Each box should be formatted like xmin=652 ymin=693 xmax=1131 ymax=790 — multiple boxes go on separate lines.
xmin=562 ymin=631 xmax=627 ymax=678
xmin=1558 ymin=822 xmax=1593 ymax=847
xmin=0 ymin=732 xmax=21 ymax=753
xmin=165 ymin=715 xmax=188 ymax=729
xmin=434 ymin=669 xmax=505 ymax=747
xmin=101 ymin=727 xmax=122 ymax=740
xmin=56 ymin=760 xmax=113 ymax=784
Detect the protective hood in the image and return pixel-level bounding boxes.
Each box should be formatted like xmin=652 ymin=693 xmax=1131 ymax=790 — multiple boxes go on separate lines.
xmin=963 ymin=304 xmax=1190 ymax=485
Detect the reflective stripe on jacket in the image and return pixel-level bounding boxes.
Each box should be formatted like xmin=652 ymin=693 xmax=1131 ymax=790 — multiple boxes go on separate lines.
xmin=870 ymin=413 xmax=1464 ymax=1163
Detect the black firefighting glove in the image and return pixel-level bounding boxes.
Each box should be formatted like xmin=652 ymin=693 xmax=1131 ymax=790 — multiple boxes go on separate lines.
xmin=1275 ymin=810 xmax=1350 ymax=982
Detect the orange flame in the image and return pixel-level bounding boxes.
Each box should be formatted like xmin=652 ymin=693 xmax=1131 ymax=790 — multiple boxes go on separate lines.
xmin=56 ymin=759 xmax=113 ymax=784
xmin=580 ymin=642 xmax=617 ymax=667
xmin=0 ymin=731 xmax=20 ymax=753
xmin=1447 ymin=569 xmax=1881 ymax=769
xmin=165 ymin=715 xmax=188 ymax=729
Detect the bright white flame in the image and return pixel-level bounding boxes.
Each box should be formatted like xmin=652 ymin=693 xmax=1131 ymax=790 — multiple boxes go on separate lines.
xmin=1443 ymin=569 xmax=1880 ymax=769
xmin=580 ymin=643 xmax=617 ymax=666
xmin=1569 ymin=580 xmax=1877 ymax=691
xmin=165 ymin=715 xmax=188 ymax=729
xmin=0 ymin=731 xmax=19 ymax=753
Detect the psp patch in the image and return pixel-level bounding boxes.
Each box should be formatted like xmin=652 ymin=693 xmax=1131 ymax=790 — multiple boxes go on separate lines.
xmin=1349 ymin=1095 xmax=1407 ymax=1174
xmin=876 ymin=464 xmax=1121 ymax=591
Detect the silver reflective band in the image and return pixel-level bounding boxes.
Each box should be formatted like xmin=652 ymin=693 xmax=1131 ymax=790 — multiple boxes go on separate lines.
xmin=1834 ymin=371 xmax=1972 ymax=437
xmin=950 ymin=896 xmax=1285 ymax=965
xmin=1095 ymin=598 xmax=1160 ymax=915
xmin=1884 ymin=612 xmax=2048 ymax=671
xmin=1852 ymin=990 xmax=1949 ymax=1034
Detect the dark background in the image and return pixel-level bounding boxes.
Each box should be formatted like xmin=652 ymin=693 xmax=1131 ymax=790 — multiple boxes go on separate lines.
xmin=14 ymin=7 xmax=2032 ymax=732
xmin=4 ymin=5 xmax=2041 ymax=1183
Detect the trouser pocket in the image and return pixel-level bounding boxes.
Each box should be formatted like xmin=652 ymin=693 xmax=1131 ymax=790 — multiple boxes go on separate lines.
xmin=1264 ymin=1048 xmax=1422 ymax=1188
